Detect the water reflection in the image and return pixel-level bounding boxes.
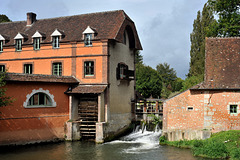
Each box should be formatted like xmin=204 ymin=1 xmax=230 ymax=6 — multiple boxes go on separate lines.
xmin=0 ymin=129 xmax=209 ymax=160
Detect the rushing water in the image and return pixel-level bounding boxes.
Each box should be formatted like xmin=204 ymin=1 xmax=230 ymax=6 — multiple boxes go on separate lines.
xmin=0 ymin=127 xmax=207 ymax=160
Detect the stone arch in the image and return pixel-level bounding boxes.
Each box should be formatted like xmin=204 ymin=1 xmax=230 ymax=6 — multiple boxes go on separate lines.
xmin=23 ymin=88 xmax=56 ymax=108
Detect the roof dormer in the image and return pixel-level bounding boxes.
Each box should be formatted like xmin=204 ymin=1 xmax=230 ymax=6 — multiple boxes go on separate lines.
xmin=51 ymin=29 xmax=65 ymax=39
xmin=32 ymin=31 xmax=46 ymax=39
xmin=82 ymin=26 xmax=97 ymax=46
xmin=14 ymin=32 xmax=28 ymax=41
xmin=51 ymin=29 xmax=64 ymax=49
xmin=0 ymin=34 xmax=10 ymax=44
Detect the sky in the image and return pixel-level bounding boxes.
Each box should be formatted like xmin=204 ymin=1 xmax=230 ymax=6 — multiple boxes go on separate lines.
xmin=0 ymin=0 xmax=208 ymax=79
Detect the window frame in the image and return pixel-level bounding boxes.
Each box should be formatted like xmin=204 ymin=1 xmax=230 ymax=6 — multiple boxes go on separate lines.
xmin=230 ymin=105 xmax=238 ymax=114
xmin=0 ymin=65 xmax=5 ymax=72
xmin=24 ymin=63 xmax=33 ymax=74
xmin=33 ymin=37 xmax=40 ymax=50
xmin=23 ymin=88 xmax=56 ymax=108
xmin=15 ymin=39 xmax=22 ymax=51
xmin=0 ymin=40 xmax=3 ymax=52
xmin=52 ymin=36 xmax=60 ymax=49
xmin=83 ymin=59 xmax=96 ymax=79
xmin=84 ymin=33 xmax=92 ymax=46
xmin=52 ymin=62 xmax=62 ymax=76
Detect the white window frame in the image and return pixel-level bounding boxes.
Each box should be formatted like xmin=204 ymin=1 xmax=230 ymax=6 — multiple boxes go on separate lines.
xmin=0 ymin=65 xmax=5 ymax=72
xmin=15 ymin=39 xmax=22 ymax=51
xmin=24 ymin=64 xmax=33 ymax=74
xmin=84 ymin=34 xmax=92 ymax=46
xmin=228 ymin=103 xmax=239 ymax=116
xmin=33 ymin=37 xmax=40 ymax=50
xmin=52 ymin=36 xmax=60 ymax=49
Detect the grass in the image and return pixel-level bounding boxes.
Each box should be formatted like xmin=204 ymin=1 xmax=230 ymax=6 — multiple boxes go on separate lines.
xmin=159 ymin=130 xmax=240 ymax=159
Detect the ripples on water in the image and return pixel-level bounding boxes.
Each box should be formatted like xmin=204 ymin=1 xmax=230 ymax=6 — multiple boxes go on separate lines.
xmin=0 ymin=127 xmax=207 ymax=160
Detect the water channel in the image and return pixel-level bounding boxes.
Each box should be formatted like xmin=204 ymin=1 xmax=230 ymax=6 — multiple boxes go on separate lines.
xmin=0 ymin=128 xmax=208 ymax=160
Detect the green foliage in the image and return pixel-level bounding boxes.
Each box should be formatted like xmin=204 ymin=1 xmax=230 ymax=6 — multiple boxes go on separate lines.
xmin=180 ymin=75 xmax=203 ymax=92
xmin=0 ymin=14 xmax=11 ymax=23
xmin=172 ymin=78 xmax=184 ymax=92
xmin=136 ymin=63 xmax=162 ymax=98
xmin=159 ymin=136 xmax=167 ymax=145
xmin=135 ymin=50 xmax=143 ymax=64
xmin=147 ymin=114 xmax=162 ymax=126
xmin=161 ymin=130 xmax=240 ymax=159
xmin=189 ymin=3 xmax=216 ymax=78
xmin=0 ymin=72 xmax=13 ymax=107
xmin=208 ymin=0 xmax=240 ymax=37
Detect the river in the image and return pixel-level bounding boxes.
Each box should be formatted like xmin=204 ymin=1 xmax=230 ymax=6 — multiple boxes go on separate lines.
xmin=0 ymin=128 xmax=208 ymax=160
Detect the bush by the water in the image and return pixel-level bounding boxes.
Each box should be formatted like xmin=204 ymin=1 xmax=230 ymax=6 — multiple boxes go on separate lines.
xmin=159 ymin=130 xmax=240 ymax=159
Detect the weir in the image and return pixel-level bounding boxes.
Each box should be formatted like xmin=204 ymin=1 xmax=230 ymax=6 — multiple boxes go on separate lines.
xmin=106 ymin=125 xmax=162 ymax=153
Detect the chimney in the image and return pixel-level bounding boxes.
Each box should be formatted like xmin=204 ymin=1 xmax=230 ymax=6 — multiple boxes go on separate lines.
xmin=27 ymin=12 xmax=37 ymax=26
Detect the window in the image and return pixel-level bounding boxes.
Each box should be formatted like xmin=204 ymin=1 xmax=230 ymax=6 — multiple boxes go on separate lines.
xmin=84 ymin=61 xmax=94 ymax=77
xmin=230 ymin=105 xmax=238 ymax=114
xmin=52 ymin=62 xmax=62 ymax=76
xmin=33 ymin=37 xmax=40 ymax=50
xmin=84 ymin=34 xmax=92 ymax=46
xmin=187 ymin=107 xmax=194 ymax=111
xmin=0 ymin=65 xmax=5 ymax=72
xmin=15 ymin=39 xmax=22 ymax=51
xmin=0 ymin=40 xmax=3 ymax=52
xmin=116 ymin=63 xmax=134 ymax=80
xmin=24 ymin=64 xmax=32 ymax=74
xmin=27 ymin=93 xmax=52 ymax=106
xmin=52 ymin=36 xmax=59 ymax=48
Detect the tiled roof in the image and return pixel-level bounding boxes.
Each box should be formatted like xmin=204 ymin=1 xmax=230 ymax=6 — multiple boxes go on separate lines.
xmin=191 ymin=37 xmax=240 ymax=90
xmin=67 ymin=84 xmax=107 ymax=94
xmin=5 ymin=73 xmax=79 ymax=84
xmin=0 ymin=10 xmax=142 ymax=50
xmin=204 ymin=37 xmax=240 ymax=89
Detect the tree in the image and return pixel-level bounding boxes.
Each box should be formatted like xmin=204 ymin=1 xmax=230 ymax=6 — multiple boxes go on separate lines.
xmin=180 ymin=75 xmax=203 ymax=92
xmin=0 ymin=14 xmax=11 ymax=23
xmin=189 ymin=3 xmax=216 ymax=78
xmin=0 ymin=72 xmax=13 ymax=107
xmin=135 ymin=50 xmax=143 ymax=64
xmin=209 ymin=0 xmax=240 ymax=37
xmin=156 ymin=62 xmax=177 ymax=85
xmin=136 ymin=63 xmax=162 ymax=98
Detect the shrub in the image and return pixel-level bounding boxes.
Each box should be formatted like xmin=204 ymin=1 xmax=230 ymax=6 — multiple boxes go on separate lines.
xmin=159 ymin=136 xmax=167 ymax=145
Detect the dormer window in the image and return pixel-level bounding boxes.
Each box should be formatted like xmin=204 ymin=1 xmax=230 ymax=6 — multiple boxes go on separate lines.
xmin=52 ymin=36 xmax=60 ymax=48
xmin=14 ymin=33 xmax=27 ymax=52
xmin=15 ymin=39 xmax=22 ymax=51
xmin=51 ymin=29 xmax=64 ymax=49
xmin=32 ymin=31 xmax=45 ymax=50
xmin=84 ymin=34 xmax=92 ymax=46
xmin=83 ymin=26 xmax=96 ymax=47
xmin=33 ymin=37 xmax=40 ymax=50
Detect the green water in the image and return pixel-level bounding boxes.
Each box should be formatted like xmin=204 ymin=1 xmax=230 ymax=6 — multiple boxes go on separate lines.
xmin=0 ymin=130 xmax=208 ymax=160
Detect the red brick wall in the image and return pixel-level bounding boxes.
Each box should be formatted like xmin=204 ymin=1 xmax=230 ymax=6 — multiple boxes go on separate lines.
xmin=0 ymin=81 xmax=70 ymax=145
xmin=163 ymin=89 xmax=240 ymax=134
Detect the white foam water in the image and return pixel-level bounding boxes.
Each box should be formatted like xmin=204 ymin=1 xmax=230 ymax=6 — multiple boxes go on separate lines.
xmin=106 ymin=125 xmax=161 ymax=154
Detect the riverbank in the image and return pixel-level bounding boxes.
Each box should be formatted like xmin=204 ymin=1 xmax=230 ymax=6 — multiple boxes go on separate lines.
xmin=159 ymin=130 xmax=240 ymax=160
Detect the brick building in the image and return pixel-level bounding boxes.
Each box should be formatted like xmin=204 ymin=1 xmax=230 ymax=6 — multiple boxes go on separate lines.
xmin=0 ymin=10 xmax=142 ymax=145
xmin=163 ymin=38 xmax=240 ymax=141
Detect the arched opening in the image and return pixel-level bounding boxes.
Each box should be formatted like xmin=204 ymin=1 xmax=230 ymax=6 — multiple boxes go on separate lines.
xmin=124 ymin=25 xmax=135 ymax=49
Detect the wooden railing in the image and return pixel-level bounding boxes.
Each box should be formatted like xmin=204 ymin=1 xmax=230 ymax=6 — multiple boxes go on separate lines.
xmin=135 ymin=100 xmax=163 ymax=120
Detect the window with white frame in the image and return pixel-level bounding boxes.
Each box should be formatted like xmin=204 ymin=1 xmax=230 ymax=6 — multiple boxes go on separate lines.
xmin=52 ymin=36 xmax=60 ymax=48
xmin=84 ymin=34 xmax=92 ymax=46
xmin=15 ymin=39 xmax=22 ymax=51
xmin=33 ymin=37 xmax=40 ymax=50
xmin=52 ymin=62 xmax=62 ymax=76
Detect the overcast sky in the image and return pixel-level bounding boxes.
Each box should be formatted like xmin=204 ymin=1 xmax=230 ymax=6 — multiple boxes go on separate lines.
xmin=0 ymin=0 xmax=208 ymax=79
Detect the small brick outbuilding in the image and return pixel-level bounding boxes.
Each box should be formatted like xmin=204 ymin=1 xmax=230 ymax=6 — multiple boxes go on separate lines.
xmin=163 ymin=38 xmax=240 ymax=141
